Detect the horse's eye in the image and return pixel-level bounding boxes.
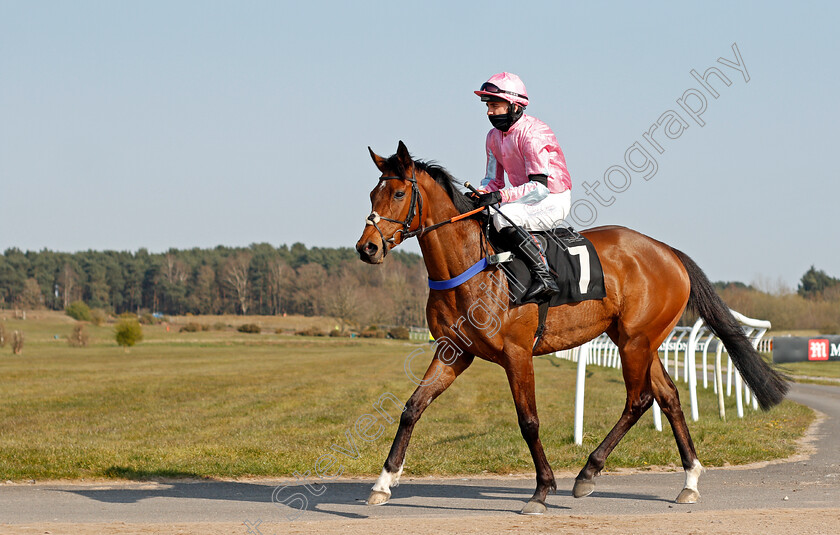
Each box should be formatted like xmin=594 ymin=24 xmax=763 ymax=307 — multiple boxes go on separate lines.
xmin=394 ymin=191 xmax=406 ymax=200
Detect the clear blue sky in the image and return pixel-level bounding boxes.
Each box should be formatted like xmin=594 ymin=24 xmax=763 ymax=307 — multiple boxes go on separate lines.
xmin=1 ymin=1 xmax=837 ymax=287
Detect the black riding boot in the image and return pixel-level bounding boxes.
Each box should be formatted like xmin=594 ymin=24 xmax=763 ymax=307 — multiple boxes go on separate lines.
xmin=499 ymin=227 xmax=560 ymax=302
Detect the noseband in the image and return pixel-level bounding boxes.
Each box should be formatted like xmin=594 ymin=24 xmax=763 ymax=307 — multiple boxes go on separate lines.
xmin=365 ymin=167 xmax=424 ymax=252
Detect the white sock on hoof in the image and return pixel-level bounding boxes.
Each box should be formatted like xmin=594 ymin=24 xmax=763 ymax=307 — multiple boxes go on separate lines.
xmin=372 ymin=464 xmax=404 ymax=494
xmin=392 ymin=463 xmax=404 ymax=487
xmin=684 ymin=459 xmax=703 ymax=491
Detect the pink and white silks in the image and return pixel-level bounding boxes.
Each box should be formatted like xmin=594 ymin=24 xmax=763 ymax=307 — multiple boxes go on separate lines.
xmin=481 ymin=113 xmax=572 ymax=232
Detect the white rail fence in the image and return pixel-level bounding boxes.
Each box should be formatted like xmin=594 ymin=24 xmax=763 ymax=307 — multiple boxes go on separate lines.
xmin=556 ymin=310 xmax=772 ymax=445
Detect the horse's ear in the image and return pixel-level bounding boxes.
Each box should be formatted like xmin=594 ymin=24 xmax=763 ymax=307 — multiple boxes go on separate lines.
xmin=368 ymin=146 xmax=388 ymax=173
xmin=396 ymin=140 xmax=413 ymax=171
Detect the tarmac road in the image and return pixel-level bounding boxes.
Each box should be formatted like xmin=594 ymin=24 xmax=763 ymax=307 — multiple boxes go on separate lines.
xmin=1 ymin=382 xmax=838 ymax=530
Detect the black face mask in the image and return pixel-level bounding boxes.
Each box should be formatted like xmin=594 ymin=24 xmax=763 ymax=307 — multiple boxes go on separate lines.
xmin=488 ymin=105 xmax=524 ymax=132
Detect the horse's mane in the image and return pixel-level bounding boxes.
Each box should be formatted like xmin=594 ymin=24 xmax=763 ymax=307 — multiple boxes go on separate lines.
xmin=384 ymin=154 xmax=476 ymax=214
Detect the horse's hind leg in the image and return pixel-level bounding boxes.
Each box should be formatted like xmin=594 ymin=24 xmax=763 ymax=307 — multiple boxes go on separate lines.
xmin=650 ymin=357 xmax=703 ymax=504
xmin=573 ymin=337 xmax=655 ymax=498
xmin=367 ymin=351 xmax=474 ymax=506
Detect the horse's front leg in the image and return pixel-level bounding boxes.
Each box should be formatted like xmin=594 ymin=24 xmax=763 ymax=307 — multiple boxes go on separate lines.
xmin=503 ymin=350 xmax=556 ymax=515
xmin=367 ymin=351 xmax=474 ymax=505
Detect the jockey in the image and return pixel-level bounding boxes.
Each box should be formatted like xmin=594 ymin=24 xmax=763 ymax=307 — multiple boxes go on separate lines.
xmin=472 ymin=72 xmax=572 ymax=301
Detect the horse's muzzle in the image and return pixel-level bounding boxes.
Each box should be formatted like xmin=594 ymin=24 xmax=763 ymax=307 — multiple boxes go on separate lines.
xmin=356 ymin=239 xmax=383 ymax=264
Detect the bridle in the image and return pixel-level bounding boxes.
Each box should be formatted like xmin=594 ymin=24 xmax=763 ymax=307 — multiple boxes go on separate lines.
xmin=365 ymin=167 xmax=424 ymax=252
xmin=365 ymin=166 xmax=486 ymax=256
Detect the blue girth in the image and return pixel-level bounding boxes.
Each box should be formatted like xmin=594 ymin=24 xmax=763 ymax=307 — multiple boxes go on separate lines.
xmin=428 ymin=258 xmax=488 ymax=290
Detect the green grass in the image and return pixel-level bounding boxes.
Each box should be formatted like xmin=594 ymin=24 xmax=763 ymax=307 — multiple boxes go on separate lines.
xmin=775 ymin=360 xmax=840 ymax=380
xmin=0 ymin=313 xmax=814 ymax=480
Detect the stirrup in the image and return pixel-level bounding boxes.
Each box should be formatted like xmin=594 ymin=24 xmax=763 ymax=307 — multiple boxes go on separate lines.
xmin=488 ymin=251 xmax=514 ymax=265
xmin=523 ymin=274 xmax=560 ymax=301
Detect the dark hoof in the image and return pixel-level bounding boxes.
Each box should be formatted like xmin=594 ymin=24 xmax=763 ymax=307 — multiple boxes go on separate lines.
xmin=520 ymin=500 xmax=546 ymax=515
xmin=573 ymin=479 xmax=595 ymax=498
xmin=675 ymin=488 xmax=699 ymax=504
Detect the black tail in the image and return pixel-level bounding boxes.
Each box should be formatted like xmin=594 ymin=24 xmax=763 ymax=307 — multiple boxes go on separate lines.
xmin=671 ymin=248 xmax=789 ymax=410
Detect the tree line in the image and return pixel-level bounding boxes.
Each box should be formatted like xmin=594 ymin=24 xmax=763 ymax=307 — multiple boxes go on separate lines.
xmin=0 ymin=243 xmax=428 ymax=329
xmin=714 ymin=266 xmax=840 ymax=333
xmin=2 ymin=243 xmax=838 ymax=333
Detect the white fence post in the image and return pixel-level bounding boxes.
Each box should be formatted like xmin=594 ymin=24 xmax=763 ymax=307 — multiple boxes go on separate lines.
xmin=686 ymin=318 xmax=703 ymax=422
xmin=573 ymin=341 xmax=590 ymax=445
xmin=701 ymin=333 xmax=714 ymax=390
xmin=652 ymin=400 xmax=663 ymax=431
xmin=675 ymin=329 xmax=689 ymax=382
xmin=715 ymin=342 xmax=726 ymax=419
xmin=727 ymin=354 xmax=734 ymax=397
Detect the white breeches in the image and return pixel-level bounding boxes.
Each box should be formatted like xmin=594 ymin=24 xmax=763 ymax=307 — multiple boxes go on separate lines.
xmin=492 ymin=190 xmax=572 ymax=232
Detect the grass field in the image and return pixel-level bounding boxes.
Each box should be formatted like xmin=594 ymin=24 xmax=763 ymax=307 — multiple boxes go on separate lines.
xmin=0 ymin=312 xmax=814 ymax=481
xmin=775 ymin=360 xmax=840 ymax=379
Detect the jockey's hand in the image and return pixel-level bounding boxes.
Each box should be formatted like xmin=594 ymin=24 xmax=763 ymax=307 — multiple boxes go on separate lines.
xmin=472 ymin=190 xmax=502 ymax=207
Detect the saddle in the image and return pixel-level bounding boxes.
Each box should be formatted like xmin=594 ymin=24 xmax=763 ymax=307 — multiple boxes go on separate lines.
xmin=488 ymin=226 xmax=607 ymax=307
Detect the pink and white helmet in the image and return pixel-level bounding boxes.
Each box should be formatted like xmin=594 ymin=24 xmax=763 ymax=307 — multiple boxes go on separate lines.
xmin=474 ymin=72 xmax=529 ymax=107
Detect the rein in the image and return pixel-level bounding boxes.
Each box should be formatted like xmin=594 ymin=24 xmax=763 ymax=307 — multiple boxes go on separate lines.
xmin=364 ymin=165 xmax=490 ymax=291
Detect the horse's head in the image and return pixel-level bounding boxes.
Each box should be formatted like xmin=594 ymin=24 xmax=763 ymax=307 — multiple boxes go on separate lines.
xmin=356 ymin=141 xmax=424 ymax=264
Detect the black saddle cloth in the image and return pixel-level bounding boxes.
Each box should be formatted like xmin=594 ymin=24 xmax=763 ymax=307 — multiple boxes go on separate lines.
xmin=492 ymin=227 xmax=607 ymax=307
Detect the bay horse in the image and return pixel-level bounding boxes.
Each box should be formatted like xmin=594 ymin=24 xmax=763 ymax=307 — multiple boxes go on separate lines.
xmin=355 ymin=141 xmax=788 ymax=515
